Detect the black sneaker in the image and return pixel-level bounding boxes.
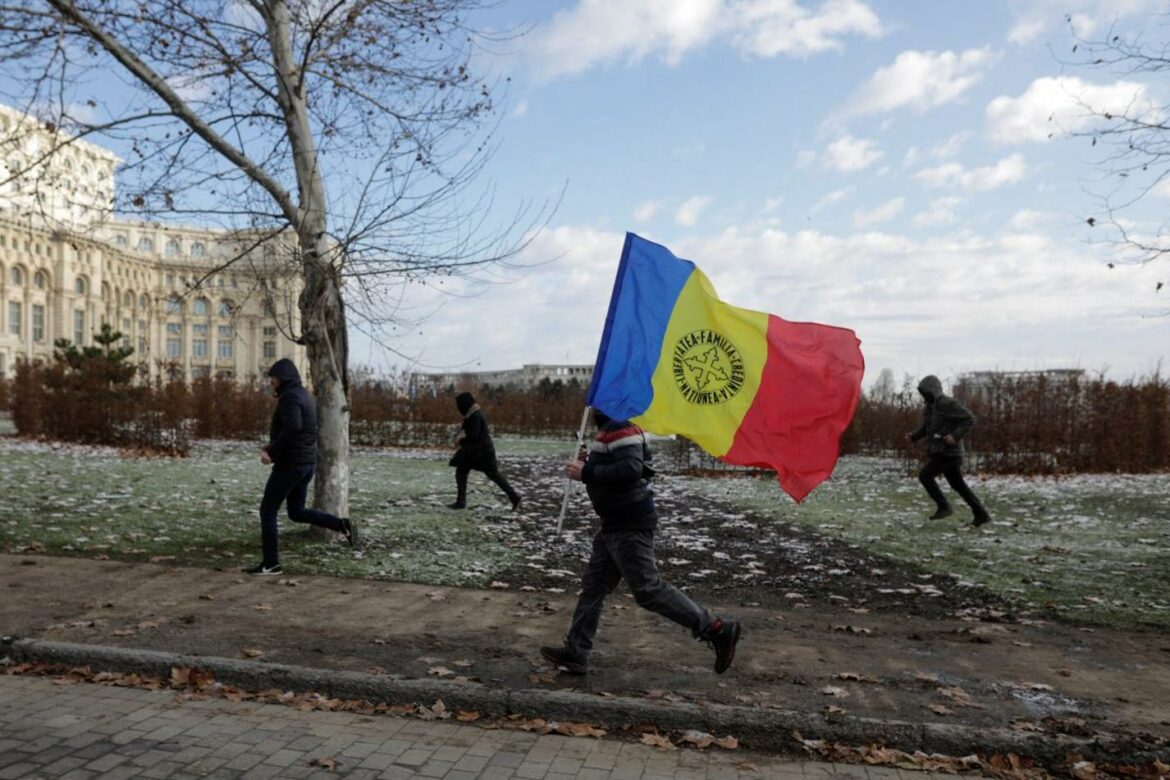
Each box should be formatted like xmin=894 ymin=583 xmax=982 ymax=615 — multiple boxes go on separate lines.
xmin=511 ymin=495 xmax=522 ymax=511
xmin=340 ymin=517 xmax=358 ymax=547
xmin=972 ymin=511 xmax=991 ymax=527
xmin=447 ymin=501 xmax=466 ymax=510
xmin=244 ymin=562 xmax=282 ymax=576
xmin=929 ymin=506 xmax=954 ymax=520
xmin=703 ymin=618 xmax=741 ymax=674
xmin=540 ymin=645 xmax=587 ymax=675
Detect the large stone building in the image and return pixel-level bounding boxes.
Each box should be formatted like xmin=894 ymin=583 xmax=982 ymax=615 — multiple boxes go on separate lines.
xmin=410 ymin=363 xmax=594 ymax=395
xmin=0 ymin=104 xmax=304 ymax=382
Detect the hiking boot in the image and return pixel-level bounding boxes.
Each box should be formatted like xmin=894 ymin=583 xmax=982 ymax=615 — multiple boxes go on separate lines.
xmin=244 ymin=562 xmax=282 ymax=576
xmin=703 ymin=618 xmax=741 ymax=674
xmin=340 ymin=517 xmax=358 ymax=547
xmin=972 ymin=511 xmax=991 ymax=527
xmin=929 ymin=505 xmax=954 ymax=520
xmin=447 ymin=501 xmax=466 ymax=510
xmin=540 ymin=645 xmax=587 ymax=675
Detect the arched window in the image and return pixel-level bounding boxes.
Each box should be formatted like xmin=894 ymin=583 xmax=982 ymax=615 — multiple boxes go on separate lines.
xmin=193 ymin=298 xmax=210 ymax=316
xmin=122 ymin=291 xmax=134 ymax=308
xmin=75 ymin=276 xmax=88 ymax=295
xmin=190 ymin=241 xmax=206 ymax=258
xmin=114 ymin=233 xmax=128 ymax=247
xmin=7 ymin=158 xmax=21 ymax=192
xmin=218 ymin=300 xmax=234 ymax=317
xmin=139 ymin=294 xmax=149 ymax=310
xmin=164 ymin=238 xmax=181 ymax=257
xmin=80 ymin=164 xmax=90 ymax=179
xmin=166 ymin=296 xmax=182 ymax=314
xmin=34 ymin=271 xmax=47 ymax=289
xmin=137 ymin=236 xmax=154 ymax=253
xmin=10 ymin=266 xmax=23 ymax=286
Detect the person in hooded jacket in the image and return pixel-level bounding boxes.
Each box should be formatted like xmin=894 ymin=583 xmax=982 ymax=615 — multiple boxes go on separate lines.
xmin=906 ymin=375 xmax=991 ymax=527
xmin=247 ymin=358 xmax=356 ymax=575
xmin=447 ymin=392 xmax=521 ymax=510
xmin=540 ymin=410 xmax=742 ymax=676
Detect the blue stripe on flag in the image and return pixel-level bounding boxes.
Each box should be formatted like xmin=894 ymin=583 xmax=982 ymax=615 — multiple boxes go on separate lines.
xmin=587 ymin=233 xmax=695 ymax=419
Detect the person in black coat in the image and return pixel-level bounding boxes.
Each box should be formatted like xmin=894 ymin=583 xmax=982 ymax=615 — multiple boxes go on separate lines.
xmin=906 ymin=374 xmax=991 ymax=527
xmin=247 ymin=358 xmax=356 ymax=575
xmin=448 ymin=392 xmax=521 ymax=510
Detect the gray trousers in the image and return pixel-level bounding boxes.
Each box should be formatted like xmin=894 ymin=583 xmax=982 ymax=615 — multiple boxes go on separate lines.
xmin=566 ymin=529 xmax=712 ymax=656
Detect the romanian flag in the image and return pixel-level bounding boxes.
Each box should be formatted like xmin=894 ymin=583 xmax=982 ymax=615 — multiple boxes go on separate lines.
xmin=586 ymin=233 xmax=864 ymax=502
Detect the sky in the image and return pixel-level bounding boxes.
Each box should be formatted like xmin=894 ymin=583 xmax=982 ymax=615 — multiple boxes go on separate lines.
xmin=367 ymin=0 xmax=1169 ymax=388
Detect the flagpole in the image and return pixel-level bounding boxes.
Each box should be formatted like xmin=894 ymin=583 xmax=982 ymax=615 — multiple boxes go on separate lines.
xmin=556 ymin=405 xmax=591 ymax=536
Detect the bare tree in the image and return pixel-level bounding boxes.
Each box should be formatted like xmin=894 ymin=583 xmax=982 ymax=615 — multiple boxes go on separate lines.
xmin=1069 ymin=17 xmax=1170 ymax=291
xmin=0 ymin=0 xmax=551 ymax=517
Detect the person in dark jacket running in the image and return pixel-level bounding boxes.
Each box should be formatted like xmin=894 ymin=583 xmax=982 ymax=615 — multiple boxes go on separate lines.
xmin=540 ymin=410 xmax=741 ymax=675
xmin=906 ymin=375 xmax=991 ymax=527
xmin=247 ymin=358 xmax=356 ymax=575
xmin=447 ymin=392 xmax=521 ymax=510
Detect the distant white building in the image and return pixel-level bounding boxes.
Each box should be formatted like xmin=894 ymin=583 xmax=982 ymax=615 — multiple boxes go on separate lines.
xmin=411 ymin=363 xmax=594 ymax=395
xmin=955 ymin=369 xmax=1087 ymax=403
xmin=0 ymin=104 xmax=305 ymax=382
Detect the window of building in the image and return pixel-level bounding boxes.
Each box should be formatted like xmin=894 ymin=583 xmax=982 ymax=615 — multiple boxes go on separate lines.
xmin=190 ymin=242 xmax=206 ymax=258
xmin=166 ymin=322 xmax=181 ymax=358
xmin=114 ymin=233 xmax=128 ymax=247
xmin=32 ymin=304 xmax=44 ymax=342
xmin=122 ymin=291 xmax=133 ymax=308
xmin=75 ymin=276 xmax=87 ymax=295
xmin=121 ymin=318 xmax=132 ymax=349
xmin=34 ymin=271 xmax=46 ymax=289
xmin=139 ymin=294 xmax=149 ymax=310
xmin=193 ymin=298 xmax=209 ymax=316
xmin=218 ymin=301 xmax=233 ymax=317
xmin=262 ymin=326 xmax=276 ymax=337
xmin=166 ymin=296 xmax=181 ymax=314
xmin=164 ymin=239 xmax=181 ymax=257
xmin=137 ymin=236 xmax=154 ymax=253
xmin=8 ymin=301 xmax=21 ymax=337
xmin=10 ymin=266 xmax=23 ymax=286
xmin=217 ymin=325 xmax=233 ymax=358
xmin=73 ymin=310 xmax=85 ymax=345
xmin=7 ymin=159 xmax=21 ymax=192
xmin=263 ymin=341 xmax=276 ymax=359
xmin=192 ymin=324 xmax=208 ymax=359
xmin=191 ymin=366 xmax=209 ymax=379
xmin=165 ymin=273 xmax=175 ymax=287
xmin=138 ymin=336 xmax=146 ymax=355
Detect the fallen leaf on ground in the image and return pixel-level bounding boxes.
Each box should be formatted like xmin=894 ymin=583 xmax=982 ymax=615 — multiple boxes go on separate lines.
xmin=241 ymin=648 xmax=265 ymax=659
xmin=640 ymin=733 xmax=675 ymax=750
xmin=253 ymin=603 xmax=273 ymax=611
xmin=428 ymin=666 xmax=454 ymax=678
xmin=528 ymin=671 xmax=557 ymax=684
xmin=455 ymin=710 xmax=480 ymax=722
xmin=930 ymin=704 xmax=953 ymax=716
xmin=112 ymin=629 xmax=137 ymax=637
xmin=831 ymin=624 xmax=872 ymax=635
xmin=553 ymin=722 xmax=606 ymax=738
xmin=308 ymin=756 xmax=336 ymax=770
xmin=820 ymin=686 xmax=849 ymax=698
xmin=836 ymin=672 xmax=878 ymax=683
xmin=426 ymin=591 xmax=447 ymax=601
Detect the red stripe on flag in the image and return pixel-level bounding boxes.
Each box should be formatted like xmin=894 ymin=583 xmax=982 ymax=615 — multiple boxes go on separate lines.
xmin=723 ymin=315 xmax=864 ymax=502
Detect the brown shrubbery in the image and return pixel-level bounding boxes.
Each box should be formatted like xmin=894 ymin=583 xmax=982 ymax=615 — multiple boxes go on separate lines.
xmin=7 ymin=354 xmax=1168 ymax=475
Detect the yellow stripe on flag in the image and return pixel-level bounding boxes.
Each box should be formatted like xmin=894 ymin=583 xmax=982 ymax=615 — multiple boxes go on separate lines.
xmin=633 ymin=268 xmax=770 ymax=456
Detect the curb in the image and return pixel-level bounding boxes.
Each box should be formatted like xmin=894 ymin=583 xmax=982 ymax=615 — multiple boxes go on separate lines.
xmin=6 ymin=638 xmax=1168 ymax=766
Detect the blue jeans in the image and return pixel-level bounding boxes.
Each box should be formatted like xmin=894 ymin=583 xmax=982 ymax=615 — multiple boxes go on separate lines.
xmin=566 ymin=529 xmax=712 ymax=656
xmin=259 ymin=464 xmax=342 ymax=565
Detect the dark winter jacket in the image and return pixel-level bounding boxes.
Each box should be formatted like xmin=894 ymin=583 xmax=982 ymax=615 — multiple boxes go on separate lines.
xmin=910 ymin=375 xmax=975 ymax=457
xmin=449 ymin=392 xmax=498 ymax=471
xmin=581 ymin=419 xmax=657 ymax=532
xmin=264 ymin=359 xmax=318 ymax=466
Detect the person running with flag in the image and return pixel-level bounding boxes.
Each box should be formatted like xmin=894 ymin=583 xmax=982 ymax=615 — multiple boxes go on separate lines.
xmin=540 ymin=409 xmax=741 ymax=675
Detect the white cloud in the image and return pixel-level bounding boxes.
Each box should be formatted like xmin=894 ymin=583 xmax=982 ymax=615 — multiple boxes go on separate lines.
xmin=634 ymin=199 xmax=662 ymax=221
xmin=812 ymin=186 xmax=854 ymax=212
xmin=1007 ymin=0 xmax=1161 ymax=45
xmin=675 ymin=195 xmax=713 ymax=226
xmin=911 ymin=196 xmax=963 ymax=228
xmin=824 ymin=134 xmax=883 ymax=172
xmin=526 ymin=0 xmax=883 ymax=81
xmin=763 ymin=195 xmax=784 ymax=212
xmin=512 ymin=99 xmax=529 ymax=118
xmin=844 ymin=48 xmax=998 ymax=116
xmin=986 ymin=76 xmax=1157 ymax=144
xmin=795 ymin=149 xmax=818 ymax=168
xmin=914 ymin=154 xmax=1027 ymax=192
xmin=853 ymin=197 xmax=904 ymax=228
xmin=1151 ymin=178 xmax=1170 ymax=198
xmin=1009 ymin=209 xmax=1054 ymax=230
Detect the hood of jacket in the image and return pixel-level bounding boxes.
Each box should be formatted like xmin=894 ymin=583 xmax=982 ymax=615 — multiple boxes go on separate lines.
xmin=455 ymin=392 xmax=476 ymax=416
xmin=918 ymin=375 xmax=943 ymax=403
xmin=267 ymin=358 xmax=303 ymax=392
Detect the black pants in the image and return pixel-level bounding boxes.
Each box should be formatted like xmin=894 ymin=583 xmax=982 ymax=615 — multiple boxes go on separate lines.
xmin=566 ymin=530 xmax=712 ymax=657
xmin=455 ymin=465 xmax=519 ymax=504
xmin=918 ymin=454 xmax=986 ymax=515
xmin=259 ymin=464 xmax=343 ymax=565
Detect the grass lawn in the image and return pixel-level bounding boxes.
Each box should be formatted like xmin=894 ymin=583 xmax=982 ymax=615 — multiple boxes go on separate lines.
xmin=690 ymin=458 xmax=1170 ymax=629
xmin=2 ymin=435 xmax=1167 ymax=629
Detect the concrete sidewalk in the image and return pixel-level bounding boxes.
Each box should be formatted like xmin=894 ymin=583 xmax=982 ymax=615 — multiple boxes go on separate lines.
xmin=2 ymin=554 xmax=1168 ymax=768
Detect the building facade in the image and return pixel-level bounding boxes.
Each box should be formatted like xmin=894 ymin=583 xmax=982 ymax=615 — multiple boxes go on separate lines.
xmin=0 ymin=104 xmax=305 ymax=382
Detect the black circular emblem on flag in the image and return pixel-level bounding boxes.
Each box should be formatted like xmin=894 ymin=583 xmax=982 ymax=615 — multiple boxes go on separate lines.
xmin=671 ymin=329 xmax=746 ymax=405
